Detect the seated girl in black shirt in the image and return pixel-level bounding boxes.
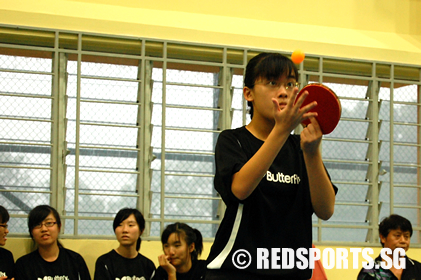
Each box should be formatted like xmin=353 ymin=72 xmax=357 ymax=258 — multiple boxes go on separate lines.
xmin=15 ymin=205 xmax=91 ymax=280
xmin=153 ymin=223 xmax=206 ymax=280
xmin=94 ymin=208 xmax=155 ymax=280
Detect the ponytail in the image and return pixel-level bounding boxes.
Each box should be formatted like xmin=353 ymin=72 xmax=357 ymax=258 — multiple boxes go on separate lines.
xmin=191 ymin=228 xmax=203 ymax=261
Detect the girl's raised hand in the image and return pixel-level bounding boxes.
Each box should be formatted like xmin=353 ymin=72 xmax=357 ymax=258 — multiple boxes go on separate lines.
xmin=158 ymin=254 xmax=176 ymax=276
xmin=300 ymin=116 xmax=323 ymax=155
xmin=272 ymin=88 xmax=318 ymax=133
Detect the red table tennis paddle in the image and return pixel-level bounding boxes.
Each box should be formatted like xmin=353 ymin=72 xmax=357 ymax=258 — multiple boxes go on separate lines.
xmin=296 ymin=83 xmax=341 ymax=134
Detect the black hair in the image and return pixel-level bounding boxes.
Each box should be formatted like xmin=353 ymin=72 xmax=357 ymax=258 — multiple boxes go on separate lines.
xmin=113 ymin=208 xmax=145 ymax=251
xmin=244 ymin=52 xmax=299 ymax=119
xmin=0 ymin=205 xmax=10 ymax=224
xmin=161 ymin=222 xmax=203 ymax=261
xmin=378 ymin=214 xmax=413 ymax=247
xmin=28 ymin=205 xmax=63 ymax=247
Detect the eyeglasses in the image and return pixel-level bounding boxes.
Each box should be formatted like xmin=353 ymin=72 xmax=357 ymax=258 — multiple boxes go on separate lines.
xmin=0 ymin=224 xmax=8 ymax=229
xmin=33 ymin=221 xmax=57 ymax=229
xmin=254 ymin=81 xmax=300 ymax=92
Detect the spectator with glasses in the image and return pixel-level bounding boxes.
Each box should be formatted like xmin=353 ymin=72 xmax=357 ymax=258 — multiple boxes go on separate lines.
xmin=206 ymin=52 xmax=337 ymax=280
xmin=0 ymin=205 xmax=14 ymax=280
xmin=14 ymin=205 xmax=91 ymax=280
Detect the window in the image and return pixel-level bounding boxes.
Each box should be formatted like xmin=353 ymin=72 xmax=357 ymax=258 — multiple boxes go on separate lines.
xmin=0 ymin=25 xmax=420 ymax=244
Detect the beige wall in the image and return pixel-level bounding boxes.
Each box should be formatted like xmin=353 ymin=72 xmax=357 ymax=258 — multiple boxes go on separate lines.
xmin=5 ymin=238 xmax=421 ymax=280
xmin=0 ymin=0 xmax=420 ymax=65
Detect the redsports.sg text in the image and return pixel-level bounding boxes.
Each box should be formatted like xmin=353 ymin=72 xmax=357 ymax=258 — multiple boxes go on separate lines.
xmin=231 ymin=247 xmax=406 ymax=270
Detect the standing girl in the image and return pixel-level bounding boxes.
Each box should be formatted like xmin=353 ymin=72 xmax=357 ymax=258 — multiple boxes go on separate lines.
xmin=153 ymin=223 xmax=206 ymax=280
xmin=206 ymin=52 xmax=337 ymax=279
xmin=94 ymin=208 xmax=155 ymax=280
xmin=15 ymin=205 xmax=91 ymax=280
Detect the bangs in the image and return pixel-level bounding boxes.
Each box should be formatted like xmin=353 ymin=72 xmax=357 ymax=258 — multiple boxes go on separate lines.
xmin=172 ymin=231 xmax=183 ymax=243
xmin=28 ymin=205 xmax=59 ymax=231
xmin=162 ymin=228 xmax=183 ymax=244
xmin=161 ymin=223 xmax=187 ymax=244
xmin=30 ymin=208 xmax=51 ymax=225
xmin=113 ymin=208 xmax=145 ymax=231
xmin=255 ymin=54 xmax=298 ymax=82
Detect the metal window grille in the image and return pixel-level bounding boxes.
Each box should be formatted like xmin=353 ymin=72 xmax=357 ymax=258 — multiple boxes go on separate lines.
xmin=0 ymin=25 xmax=420 ymax=245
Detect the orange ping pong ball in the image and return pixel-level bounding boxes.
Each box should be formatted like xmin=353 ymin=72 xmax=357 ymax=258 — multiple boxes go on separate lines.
xmin=291 ymin=49 xmax=305 ymax=64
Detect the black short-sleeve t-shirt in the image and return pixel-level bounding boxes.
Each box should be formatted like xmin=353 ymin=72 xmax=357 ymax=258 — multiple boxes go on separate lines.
xmin=206 ymin=126 xmax=337 ymax=279
xmin=94 ymin=249 xmax=155 ymax=280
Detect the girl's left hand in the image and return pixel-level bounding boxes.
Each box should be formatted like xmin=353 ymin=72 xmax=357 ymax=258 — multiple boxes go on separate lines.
xmin=300 ymin=117 xmax=322 ymax=155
